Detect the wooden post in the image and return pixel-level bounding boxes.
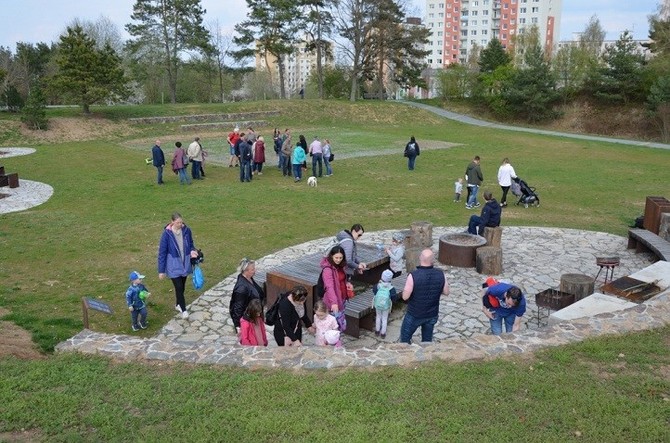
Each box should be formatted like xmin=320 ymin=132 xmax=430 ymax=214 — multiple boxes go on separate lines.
xmin=476 ymin=246 xmax=503 ymax=275
xmin=410 ymin=221 xmax=433 ymax=248
xmin=405 ymin=247 xmax=422 ymax=273
xmin=560 ymin=274 xmax=595 ymax=302
xmin=483 ymin=226 xmax=503 ymax=247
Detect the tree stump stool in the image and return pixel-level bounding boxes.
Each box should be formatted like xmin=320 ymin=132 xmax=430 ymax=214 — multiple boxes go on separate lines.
xmin=410 ymin=221 xmax=433 ymax=248
xmin=405 ymin=247 xmax=422 ymax=273
xmin=483 ymin=226 xmax=503 ymax=248
xmin=560 ymin=273 xmax=595 ymax=302
xmin=476 ymin=246 xmax=502 ymax=275
xmin=403 ymin=230 xmax=422 ymax=249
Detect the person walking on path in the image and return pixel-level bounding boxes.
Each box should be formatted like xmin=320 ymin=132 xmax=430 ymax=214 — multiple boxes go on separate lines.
xmin=157 ymin=212 xmax=199 ymax=319
xmin=482 ymin=281 xmax=526 ymax=335
xmin=403 ymin=136 xmax=420 ymax=170
xmin=465 ymin=155 xmax=483 ymax=209
xmin=309 ymin=136 xmax=324 ymax=177
xmin=151 ymin=140 xmax=165 ymax=185
xmin=497 ymin=157 xmax=517 ymax=207
xmin=399 ymin=249 xmax=449 ymax=344
xmin=187 ymin=137 xmax=203 ymax=180
xmin=467 ymin=191 xmax=501 ymax=236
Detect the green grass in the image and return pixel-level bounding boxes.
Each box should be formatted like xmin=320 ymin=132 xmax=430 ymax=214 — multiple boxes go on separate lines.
xmin=0 ymin=100 xmax=669 ymax=441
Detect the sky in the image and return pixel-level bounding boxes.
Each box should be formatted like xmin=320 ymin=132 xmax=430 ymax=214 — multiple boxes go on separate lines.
xmin=0 ymin=0 xmax=661 ymax=51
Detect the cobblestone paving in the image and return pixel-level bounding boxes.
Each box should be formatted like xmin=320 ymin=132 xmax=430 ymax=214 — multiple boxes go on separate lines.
xmin=56 ymin=227 xmax=670 ymax=369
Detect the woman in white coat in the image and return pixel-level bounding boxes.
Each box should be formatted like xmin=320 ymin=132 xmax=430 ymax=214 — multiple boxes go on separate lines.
xmin=497 ymin=158 xmax=517 ymax=207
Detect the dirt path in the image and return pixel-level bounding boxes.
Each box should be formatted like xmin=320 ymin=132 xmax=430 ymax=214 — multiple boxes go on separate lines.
xmin=0 ymin=308 xmax=45 ymax=360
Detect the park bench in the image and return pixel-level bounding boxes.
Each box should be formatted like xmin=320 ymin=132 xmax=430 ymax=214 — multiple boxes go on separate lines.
xmin=627 ymin=228 xmax=670 ymax=261
xmin=0 ymin=166 xmax=19 ymax=188
xmin=344 ymin=273 xmax=407 ymax=338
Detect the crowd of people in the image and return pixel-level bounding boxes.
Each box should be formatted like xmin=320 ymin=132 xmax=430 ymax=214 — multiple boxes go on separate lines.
xmin=149 ymin=126 xmax=336 ymax=186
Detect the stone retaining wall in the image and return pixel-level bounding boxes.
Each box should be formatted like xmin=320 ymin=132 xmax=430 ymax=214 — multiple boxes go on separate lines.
xmin=128 ymin=110 xmax=280 ymax=124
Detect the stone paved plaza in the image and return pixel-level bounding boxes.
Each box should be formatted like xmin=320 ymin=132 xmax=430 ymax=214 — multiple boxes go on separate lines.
xmin=56 ymin=226 xmax=670 ymax=369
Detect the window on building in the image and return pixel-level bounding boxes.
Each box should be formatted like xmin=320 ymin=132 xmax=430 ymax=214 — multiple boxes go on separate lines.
xmin=439 ymin=3 xmax=444 ymax=7
xmin=532 ymin=7 xmax=538 ymax=13
xmin=472 ymin=10 xmax=478 ymax=16
xmin=531 ymin=17 xmax=538 ymax=23
xmin=482 ymin=29 xmax=488 ymax=35
xmin=519 ymin=18 xmax=525 ymax=24
xmin=471 ymin=20 xmax=477 ymax=25
xmin=438 ymin=22 xmax=443 ymax=27
xmin=483 ymin=10 xmax=488 ymax=15
xmin=437 ymin=49 xmax=443 ymax=55
xmin=482 ymin=39 xmax=488 ymax=45
xmin=503 ymin=3 xmax=508 ymax=8
xmin=439 ymin=13 xmax=444 ymax=17
xmin=447 ymin=13 xmax=452 ymax=18
xmin=520 ymin=7 xmax=526 ymax=13
xmin=471 ymin=30 xmax=477 ymax=35
xmin=447 ymin=22 xmax=451 ymax=28
xmin=438 ymin=31 xmax=443 ymax=36
xmin=429 ymin=13 xmax=434 ymax=18
xmin=461 ymin=30 xmax=468 ymax=36
xmin=474 ymin=1 xmax=479 ymax=5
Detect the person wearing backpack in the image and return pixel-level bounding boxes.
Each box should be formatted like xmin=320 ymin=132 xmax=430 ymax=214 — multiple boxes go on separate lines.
xmin=373 ymin=270 xmax=395 ymax=339
xmin=403 ymin=135 xmax=420 ymax=171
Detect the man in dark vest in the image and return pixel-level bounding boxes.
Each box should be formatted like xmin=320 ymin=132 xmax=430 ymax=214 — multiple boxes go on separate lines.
xmin=399 ymin=249 xmax=449 ymax=344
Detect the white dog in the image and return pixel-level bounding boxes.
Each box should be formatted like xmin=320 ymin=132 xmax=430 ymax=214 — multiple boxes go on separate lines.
xmin=307 ymin=176 xmax=318 ymax=187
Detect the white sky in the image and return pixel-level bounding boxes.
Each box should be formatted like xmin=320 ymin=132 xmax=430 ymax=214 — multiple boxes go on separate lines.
xmin=0 ymin=0 xmax=659 ymax=50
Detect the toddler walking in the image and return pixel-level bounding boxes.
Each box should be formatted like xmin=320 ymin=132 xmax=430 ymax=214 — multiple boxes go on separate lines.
xmin=312 ymin=300 xmax=341 ymax=347
xmin=372 ymin=270 xmax=394 ymax=339
xmin=386 ymin=232 xmax=405 ymax=278
xmin=454 ymin=177 xmax=463 ymax=202
xmin=239 ymin=299 xmax=268 ymax=346
xmin=126 ymin=271 xmax=149 ymax=332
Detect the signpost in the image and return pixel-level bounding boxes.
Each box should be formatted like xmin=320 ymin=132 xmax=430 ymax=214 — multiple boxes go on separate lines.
xmin=82 ymin=297 xmax=113 ymax=329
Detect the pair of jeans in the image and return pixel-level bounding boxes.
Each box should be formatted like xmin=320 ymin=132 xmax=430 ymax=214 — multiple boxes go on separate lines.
xmin=155 ymin=166 xmax=163 ymax=184
xmin=253 ymin=162 xmax=263 ymax=173
xmin=489 ymin=311 xmax=516 ymax=335
xmin=280 ymin=154 xmax=292 ymax=176
xmin=407 ymin=154 xmax=417 ymax=170
xmin=191 ymin=160 xmax=201 ymax=179
xmin=171 ymin=276 xmax=188 ymax=312
xmin=178 ymin=168 xmax=190 ymax=184
xmin=468 ymin=215 xmax=484 ymax=235
xmin=467 ymin=185 xmax=479 ymax=206
xmin=311 ymin=153 xmax=323 ymax=177
xmin=292 ymin=163 xmax=303 ymax=180
xmin=323 ymin=156 xmax=332 ymax=175
xmin=399 ymin=312 xmax=438 ymax=343
xmin=130 ymin=306 xmax=147 ymax=328
xmin=240 ymin=160 xmax=252 ymax=182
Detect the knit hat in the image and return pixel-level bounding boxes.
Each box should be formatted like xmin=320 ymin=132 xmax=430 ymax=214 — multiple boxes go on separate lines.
xmin=381 ymin=269 xmax=393 ymax=283
xmin=392 ymin=232 xmax=405 ymax=242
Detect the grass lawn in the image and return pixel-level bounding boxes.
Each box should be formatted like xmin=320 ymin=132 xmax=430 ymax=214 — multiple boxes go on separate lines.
xmin=0 ymin=100 xmax=668 ymax=441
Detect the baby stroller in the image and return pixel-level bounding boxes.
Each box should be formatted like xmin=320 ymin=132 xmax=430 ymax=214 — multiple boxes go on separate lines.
xmin=511 ymin=177 xmax=540 ymax=208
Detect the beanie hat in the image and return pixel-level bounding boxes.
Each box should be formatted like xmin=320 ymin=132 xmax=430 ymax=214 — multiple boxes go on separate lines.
xmin=381 ymin=269 xmax=393 ymax=283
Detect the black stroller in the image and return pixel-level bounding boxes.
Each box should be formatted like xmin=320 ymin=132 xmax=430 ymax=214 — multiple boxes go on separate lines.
xmin=511 ymin=177 xmax=540 ymax=208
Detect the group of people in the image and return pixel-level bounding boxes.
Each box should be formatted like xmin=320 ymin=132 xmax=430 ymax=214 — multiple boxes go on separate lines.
xmin=228 ymin=126 xmax=334 ymax=183
xmin=151 ymin=138 xmax=207 ymax=186
xmin=457 ymin=155 xmax=520 ymax=236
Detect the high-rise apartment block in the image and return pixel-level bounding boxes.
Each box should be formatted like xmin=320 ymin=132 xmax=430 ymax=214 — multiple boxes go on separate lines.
xmin=424 ymin=0 xmax=562 ymax=68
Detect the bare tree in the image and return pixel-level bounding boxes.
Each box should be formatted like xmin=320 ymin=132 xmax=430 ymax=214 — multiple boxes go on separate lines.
xmin=208 ymin=20 xmax=234 ymax=102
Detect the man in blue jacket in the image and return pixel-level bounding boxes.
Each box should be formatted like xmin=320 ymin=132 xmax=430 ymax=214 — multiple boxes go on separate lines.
xmin=151 ymin=140 xmax=166 ymax=185
xmin=467 ymin=191 xmax=501 ymax=236
xmin=482 ymin=281 xmax=526 ymax=335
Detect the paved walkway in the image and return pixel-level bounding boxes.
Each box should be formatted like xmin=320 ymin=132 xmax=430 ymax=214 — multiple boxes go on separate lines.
xmin=401 ymin=102 xmax=670 ymax=150
xmin=56 ymin=227 xmax=670 ymax=369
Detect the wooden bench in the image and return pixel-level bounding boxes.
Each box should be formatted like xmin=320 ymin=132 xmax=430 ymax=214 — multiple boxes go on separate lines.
xmin=627 ymin=228 xmax=670 ymax=261
xmin=344 ymin=274 xmax=406 ymax=338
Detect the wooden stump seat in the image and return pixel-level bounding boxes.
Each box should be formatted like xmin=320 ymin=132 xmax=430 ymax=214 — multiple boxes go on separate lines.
xmin=483 ymin=226 xmax=503 ymax=248
xmin=560 ymin=273 xmax=595 ymax=302
xmin=476 ymin=246 xmax=502 ymax=275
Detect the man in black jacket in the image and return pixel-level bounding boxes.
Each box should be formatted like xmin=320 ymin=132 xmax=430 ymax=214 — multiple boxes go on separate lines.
xmin=467 ymin=191 xmax=501 ymax=236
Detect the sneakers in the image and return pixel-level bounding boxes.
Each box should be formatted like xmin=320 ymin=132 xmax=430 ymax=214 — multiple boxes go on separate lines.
xmin=131 ymin=324 xmax=140 ymax=332
xmin=139 ymin=321 xmax=148 ymax=329
xmin=375 ymin=330 xmax=380 ymax=337
xmin=474 ymin=202 xmax=481 ymax=208
xmin=381 ymin=333 xmax=386 ymax=339
xmin=181 ymin=311 xmax=189 ymax=319
xmin=465 ymin=204 xmax=474 ymax=209
xmin=175 ymin=304 xmax=182 ymax=313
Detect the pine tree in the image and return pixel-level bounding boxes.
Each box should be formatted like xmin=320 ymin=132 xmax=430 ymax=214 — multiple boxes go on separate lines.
xmin=21 ymin=79 xmax=48 ymax=130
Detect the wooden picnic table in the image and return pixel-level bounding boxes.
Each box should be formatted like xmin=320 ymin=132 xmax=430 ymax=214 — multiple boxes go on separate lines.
xmin=264 ymin=243 xmax=390 ymax=326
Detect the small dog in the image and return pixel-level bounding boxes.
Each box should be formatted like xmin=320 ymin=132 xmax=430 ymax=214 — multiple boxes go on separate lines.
xmin=307 ymin=176 xmax=318 ymax=187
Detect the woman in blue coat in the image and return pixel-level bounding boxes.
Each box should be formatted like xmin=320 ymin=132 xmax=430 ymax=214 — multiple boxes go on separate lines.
xmin=158 ymin=212 xmax=198 ymax=319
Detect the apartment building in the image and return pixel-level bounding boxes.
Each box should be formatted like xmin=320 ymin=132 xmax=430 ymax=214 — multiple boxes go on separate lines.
xmin=255 ymin=36 xmax=334 ymax=97
xmin=424 ymin=0 xmax=562 ymax=68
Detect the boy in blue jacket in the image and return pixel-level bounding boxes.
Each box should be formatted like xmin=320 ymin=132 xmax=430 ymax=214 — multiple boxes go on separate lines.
xmin=126 ymin=271 xmax=149 ymax=332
